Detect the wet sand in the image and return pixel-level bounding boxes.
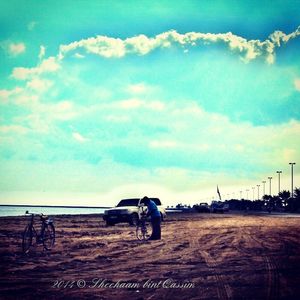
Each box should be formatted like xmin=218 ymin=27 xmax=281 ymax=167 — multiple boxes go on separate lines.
xmin=1 ymin=212 xmax=300 ymax=299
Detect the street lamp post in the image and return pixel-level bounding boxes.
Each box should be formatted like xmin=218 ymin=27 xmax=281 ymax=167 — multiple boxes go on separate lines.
xmin=276 ymin=171 xmax=282 ymax=195
xmin=240 ymin=191 xmax=242 ymax=200
xmin=257 ymin=184 xmax=260 ymax=200
xmin=268 ymin=177 xmax=272 ymax=196
xmin=252 ymin=187 xmax=255 ymax=201
xmin=262 ymin=181 xmax=266 ymax=196
xmin=289 ymin=163 xmax=296 ymax=199
xmin=246 ymin=189 xmax=249 ymax=200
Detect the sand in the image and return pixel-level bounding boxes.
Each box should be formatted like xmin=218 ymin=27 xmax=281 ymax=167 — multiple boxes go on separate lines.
xmin=1 ymin=212 xmax=300 ymax=300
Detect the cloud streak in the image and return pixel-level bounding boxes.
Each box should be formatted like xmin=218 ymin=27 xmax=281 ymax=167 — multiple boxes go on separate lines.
xmin=58 ymin=26 xmax=300 ymax=63
xmin=72 ymin=132 xmax=89 ymax=143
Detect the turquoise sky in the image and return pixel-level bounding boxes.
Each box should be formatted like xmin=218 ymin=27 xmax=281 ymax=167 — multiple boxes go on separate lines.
xmin=0 ymin=0 xmax=299 ymax=206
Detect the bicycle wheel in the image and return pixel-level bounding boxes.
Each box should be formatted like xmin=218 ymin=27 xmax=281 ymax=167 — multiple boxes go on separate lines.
xmin=136 ymin=221 xmax=151 ymax=241
xmin=42 ymin=223 xmax=55 ymax=250
xmin=22 ymin=225 xmax=33 ymax=254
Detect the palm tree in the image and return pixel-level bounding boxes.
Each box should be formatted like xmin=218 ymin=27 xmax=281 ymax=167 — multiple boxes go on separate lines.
xmin=279 ymin=190 xmax=290 ymax=207
xmin=263 ymin=194 xmax=273 ymax=212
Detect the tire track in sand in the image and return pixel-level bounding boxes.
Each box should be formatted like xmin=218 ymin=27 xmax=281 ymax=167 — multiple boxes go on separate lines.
xmin=187 ymin=222 xmax=232 ymax=300
xmin=248 ymin=232 xmax=280 ymax=300
xmin=234 ymin=225 xmax=280 ymax=300
xmin=200 ymin=250 xmax=232 ymax=300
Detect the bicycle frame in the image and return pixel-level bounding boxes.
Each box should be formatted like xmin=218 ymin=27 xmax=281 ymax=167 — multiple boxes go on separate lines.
xmin=136 ymin=208 xmax=151 ymax=241
xmin=27 ymin=214 xmax=39 ymax=240
xmin=27 ymin=214 xmax=42 ymax=241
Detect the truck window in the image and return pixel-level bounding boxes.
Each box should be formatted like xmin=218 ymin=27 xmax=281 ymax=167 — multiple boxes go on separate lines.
xmin=117 ymin=199 xmax=139 ymax=207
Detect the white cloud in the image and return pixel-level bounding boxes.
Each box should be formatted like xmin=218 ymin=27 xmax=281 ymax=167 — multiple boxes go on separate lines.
xmin=0 ymin=40 xmax=26 ymax=56
xmin=73 ymin=53 xmax=85 ymax=58
xmin=0 ymin=125 xmax=28 ymax=134
xmin=44 ymin=101 xmax=77 ymax=121
xmin=72 ymin=132 xmax=88 ymax=143
xmin=146 ymin=101 xmax=165 ymax=111
xmin=9 ymin=42 xmax=26 ymax=56
xmin=127 ymin=83 xmax=148 ymax=94
xmin=38 ymin=45 xmax=46 ymax=60
xmin=26 ymin=78 xmax=53 ymax=92
xmin=14 ymin=94 xmax=39 ymax=106
xmin=11 ymin=67 xmax=36 ymax=80
xmin=0 ymin=90 xmax=11 ymax=102
xmin=12 ymin=99 xmax=78 ymax=133
xmin=39 ymin=56 xmax=61 ymax=72
xmin=269 ymin=26 xmax=300 ymax=46
xmin=58 ymin=36 xmax=126 ymax=59
xmin=0 ymin=87 xmax=23 ymax=103
xmin=118 ymin=98 xmax=143 ymax=109
xmin=294 ymin=78 xmax=300 ymax=91
xmin=58 ymin=26 xmax=300 ymax=64
xmin=11 ymin=57 xmax=61 ymax=80
xmin=116 ymin=98 xmax=165 ymax=111
xmin=149 ymin=140 xmax=177 ymax=149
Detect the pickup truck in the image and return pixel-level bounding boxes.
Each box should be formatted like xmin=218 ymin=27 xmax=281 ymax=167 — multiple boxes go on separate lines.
xmin=103 ymin=198 xmax=166 ymax=226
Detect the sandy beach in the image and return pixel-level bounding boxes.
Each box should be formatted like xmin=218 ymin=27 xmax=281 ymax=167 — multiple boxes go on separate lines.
xmin=1 ymin=212 xmax=300 ymax=300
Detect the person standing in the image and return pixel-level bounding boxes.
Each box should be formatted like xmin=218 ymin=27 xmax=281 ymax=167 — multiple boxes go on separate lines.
xmin=141 ymin=196 xmax=161 ymax=240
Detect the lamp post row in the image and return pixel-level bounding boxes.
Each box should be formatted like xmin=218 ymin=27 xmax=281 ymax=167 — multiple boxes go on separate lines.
xmin=228 ymin=162 xmax=296 ymax=200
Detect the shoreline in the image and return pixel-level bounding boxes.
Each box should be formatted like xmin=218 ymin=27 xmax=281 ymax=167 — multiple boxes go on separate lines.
xmin=0 ymin=204 xmax=111 ymax=209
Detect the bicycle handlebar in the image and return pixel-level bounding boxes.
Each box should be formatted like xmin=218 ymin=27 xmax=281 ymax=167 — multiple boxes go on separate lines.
xmin=25 ymin=211 xmax=48 ymax=220
xmin=25 ymin=210 xmax=44 ymax=216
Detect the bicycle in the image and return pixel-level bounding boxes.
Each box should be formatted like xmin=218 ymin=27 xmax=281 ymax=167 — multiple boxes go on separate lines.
xmin=136 ymin=207 xmax=152 ymax=241
xmin=22 ymin=211 xmax=55 ymax=254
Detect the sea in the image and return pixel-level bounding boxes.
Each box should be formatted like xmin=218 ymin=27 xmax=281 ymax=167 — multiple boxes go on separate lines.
xmin=0 ymin=205 xmax=110 ymax=217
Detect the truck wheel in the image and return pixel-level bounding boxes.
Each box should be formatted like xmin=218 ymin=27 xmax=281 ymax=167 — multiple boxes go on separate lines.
xmin=129 ymin=213 xmax=139 ymax=226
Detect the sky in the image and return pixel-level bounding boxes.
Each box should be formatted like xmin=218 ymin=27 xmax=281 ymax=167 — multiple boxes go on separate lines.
xmin=0 ymin=0 xmax=300 ymax=207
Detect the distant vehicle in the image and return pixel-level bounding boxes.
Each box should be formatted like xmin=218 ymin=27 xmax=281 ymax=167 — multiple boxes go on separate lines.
xmin=210 ymin=201 xmax=225 ymax=213
xmin=175 ymin=204 xmax=194 ymax=212
xmin=103 ymin=198 xmax=166 ymax=226
xmin=223 ymin=203 xmax=229 ymax=212
xmin=194 ymin=202 xmax=210 ymax=213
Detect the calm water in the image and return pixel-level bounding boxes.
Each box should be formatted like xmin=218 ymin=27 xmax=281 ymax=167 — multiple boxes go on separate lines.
xmin=0 ymin=205 xmax=109 ymax=217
